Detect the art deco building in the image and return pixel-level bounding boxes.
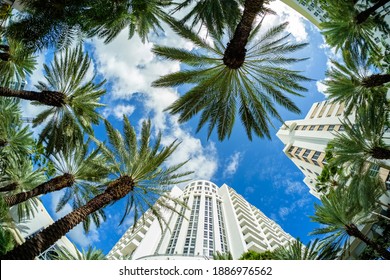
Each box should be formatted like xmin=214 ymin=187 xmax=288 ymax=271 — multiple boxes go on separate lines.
xmin=107 ymin=180 xmax=294 ymax=260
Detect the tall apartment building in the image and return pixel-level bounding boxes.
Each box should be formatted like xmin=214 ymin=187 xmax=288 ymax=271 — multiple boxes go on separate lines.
xmin=107 ymin=180 xmax=294 ymax=260
xmin=276 ymin=100 xmax=390 ymax=198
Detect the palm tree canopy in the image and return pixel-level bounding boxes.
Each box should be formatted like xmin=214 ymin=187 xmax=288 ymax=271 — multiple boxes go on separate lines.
xmin=51 ymin=140 xmax=109 ymax=232
xmin=170 ymin=0 xmax=244 ymax=36
xmin=32 ymin=46 xmax=106 ymax=155
xmin=323 ymin=53 xmax=389 ymax=115
xmin=0 ymin=157 xmax=46 ymax=220
xmin=0 ymin=38 xmax=37 ymax=87
xmin=152 ymin=19 xmax=310 ymax=141
xmin=92 ymin=116 xmax=193 ymax=227
xmin=310 ymin=186 xmax=376 ymax=250
xmin=329 ymin=101 xmax=390 ymax=172
xmin=319 ymin=0 xmax=381 ymax=58
xmin=273 ymin=238 xmax=339 ymax=260
xmin=52 ymin=245 xmax=106 ymax=260
xmin=81 ymin=0 xmax=173 ymax=44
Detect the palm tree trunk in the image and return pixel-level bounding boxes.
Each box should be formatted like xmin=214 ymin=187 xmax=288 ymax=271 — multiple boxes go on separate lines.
xmin=223 ymin=0 xmax=264 ymax=69
xmin=356 ymin=0 xmax=390 ymax=24
xmin=1 ymin=176 xmax=134 ymax=260
xmin=346 ymin=223 xmax=390 ymax=259
xmin=371 ymin=146 xmax=390 ymax=160
xmin=3 ymin=173 xmax=75 ymax=207
xmin=362 ymin=74 xmax=390 ymax=88
xmin=0 ymin=87 xmax=67 ymax=107
xmin=0 ymin=182 xmax=18 ymax=193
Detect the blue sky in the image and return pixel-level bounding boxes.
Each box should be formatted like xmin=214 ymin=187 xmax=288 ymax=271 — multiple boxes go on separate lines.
xmin=26 ymin=1 xmax=334 ymax=254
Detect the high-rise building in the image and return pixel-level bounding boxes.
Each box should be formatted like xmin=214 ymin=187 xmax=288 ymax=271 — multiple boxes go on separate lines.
xmin=107 ymin=180 xmax=294 ymax=260
xmin=276 ymin=101 xmax=390 ymax=258
xmin=276 ymin=100 xmax=390 ymax=198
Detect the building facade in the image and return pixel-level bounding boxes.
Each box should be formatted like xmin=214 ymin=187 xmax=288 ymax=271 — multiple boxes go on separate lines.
xmin=276 ymin=100 xmax=390 ymax=198
xmin=107 ymin=180 xmax=294 ymax=260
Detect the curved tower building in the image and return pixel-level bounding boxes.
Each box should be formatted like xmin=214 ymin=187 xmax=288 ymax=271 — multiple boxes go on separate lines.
xmin=107 ymin=180 xmax=294 ymax=260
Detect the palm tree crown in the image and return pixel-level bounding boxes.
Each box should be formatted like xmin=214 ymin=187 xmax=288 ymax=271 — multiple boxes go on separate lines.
xmin=323 ymin=53 xmax=390 ymax=115
xmin=32 ymin=46 xmax=106 ymax=154
xmin=153 ymin=19 xmax=310 ymax=140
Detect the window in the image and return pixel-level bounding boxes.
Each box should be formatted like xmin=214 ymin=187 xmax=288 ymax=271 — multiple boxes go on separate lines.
xmin=369 ymin=165 xmax=380 ymax=177
xmin=295 ymin=148 xmax=302 ymax=156
xmin=302 ymin=125 xmax=307 ymax=130
xmin=328 ymin=125 xmax=335 ymax=131
xmin=313 ymin=160 xmax=320 ymax=166
xmin=299 ymin=166 xmax=305 ymax=170
xmin=295 ymin=125 xmax=301 ymax=130
xmin=338 ymin=125 xmax=345 ymax=131
xmin=303 ymin=149 xmax=311 ymax=158
xmin=307 ymin=169 xmax=313 ymax=174
xmin=386 ymin=173 xmax=390 ymax=190
xmin=312 ymin=151 xmax=321 ymax=161
xmin=288 ymin=146 xmax=294 ymax=153
xmin=309 ymin=126 xmax=315 ymax=131
xmin=315 ymin=172 xmax=320 ymax=177
xmin=318 ymin=125 xmax=324 ymax=131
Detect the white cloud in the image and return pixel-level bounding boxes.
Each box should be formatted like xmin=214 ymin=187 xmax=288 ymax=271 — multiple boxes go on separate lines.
xmin=102 ymin=104 xmax=136 ymax=120
xmin=223 ymin=152 xmax=242 ymax=178
xmin=268 ymin=0 xmax=309 ymax=42
xmin=284 ymin=180 xmax=306 ymax=195
xmin=316 ymin=80 xmax=328 ymax=96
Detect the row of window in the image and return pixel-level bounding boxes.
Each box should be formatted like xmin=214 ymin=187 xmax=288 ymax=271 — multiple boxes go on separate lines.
xmin=166 ymin=198 xmax=188 ymax=254
xmin=295 ymin=124 xmax=344 ymax=132
xmin=288 ymin=146 xmax=325 ymax=166
xmin=183 ymin=196 xmax=201 ymax=255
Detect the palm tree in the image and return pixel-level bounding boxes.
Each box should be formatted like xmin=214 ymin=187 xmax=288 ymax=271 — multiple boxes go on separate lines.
xmin=2 ymin=140 xmax=108 ymax=231
xmin=52 ymin=245 xmax=106 ymax=260
xmin=329 ymin=102 xmax=390 ymax=172
xmin=322 ymin=53 xmax=390 ymax=115
xmin=1 ymin=47 xmax=106 ymax=154
xmin=239 ymin=250 xmax=275 ymax=260
xmin=0 ymin=98 xmax=34 ymax=161
xmin=152 ymin=17 xmax=310 ymax=140
xmin=0 ymin=37 xmax=37 ymax=87
xmin=170 ymin=0 xmax=244 ymax=36
xmin=83 ymin=0 xmax=174 ymax=43
xmin=1 ymin=117 xmax=192 ymax=260
xmin=320 ymin=0 xmax=390 ymax=57
xmin=212 ymin=251 xmax=233 ymax=260
xmin=5 ymin=0 xmax=87 ymax=51
xmin=310 ymin=187 xmax=390 ymax=259
xmin=0 ymin=157 xmax=46 ymax=220
xmin=272 ymin=238 xmax=339 ymax=260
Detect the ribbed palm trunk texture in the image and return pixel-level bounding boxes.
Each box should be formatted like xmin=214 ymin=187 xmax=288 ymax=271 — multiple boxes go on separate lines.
xmin=371 ymin=147 xmax=390 ymax=160
xmin=362 ymin=74 xmax=390 ymax=88
xmin=1 ymin=176 xmax=134 ymax=260
xmin=346 ymin=223 xmax=390 ymax=260
xmin=0 ymin=182 xmax=18 ymax=193
xmin=356 ymin=0 xmax=390 ymax=24
xmin=0 ymin=87 xmax=67 ymax=107
xmin=3 ymin=173 xmax=75 ymax=207
xmin=223 ymin=0 xmax=264 ymax=69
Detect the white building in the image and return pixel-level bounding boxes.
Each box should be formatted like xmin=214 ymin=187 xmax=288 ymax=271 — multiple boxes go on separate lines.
xmin=107 ymin=180 xmax=294 ymax=260
xmin=276 ymin=100 xmax=390 ymax=198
